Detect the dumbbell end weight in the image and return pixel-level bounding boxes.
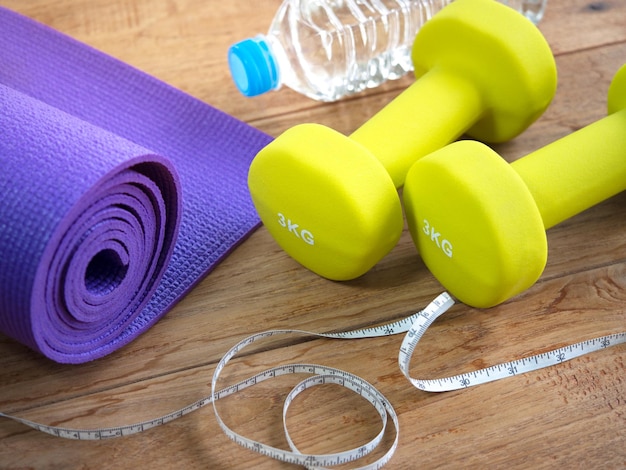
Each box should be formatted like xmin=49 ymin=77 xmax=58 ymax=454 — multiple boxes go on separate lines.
xmin=420 ymin=0 xmax=557 ymax=144
xmin=249 ymin=123 xmax=403 ymax=280
xmin=404 ymin=140 xmax=547 ymax=308
xmin=608 ymin=63 xmax=626 ymax=114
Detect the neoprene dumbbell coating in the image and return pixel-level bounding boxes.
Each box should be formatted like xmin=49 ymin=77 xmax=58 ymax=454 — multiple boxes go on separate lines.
xmin=248 ymin=0 xmax=557 ymax=281
xmin=403 ymin=63 xmax=626 ymax=308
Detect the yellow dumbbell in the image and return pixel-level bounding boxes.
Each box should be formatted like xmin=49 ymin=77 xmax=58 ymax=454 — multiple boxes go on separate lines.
xmin=403 ymin=64 xmax=626 ymax=308
xmin=248 ymin=0 xmax=556 ymax=280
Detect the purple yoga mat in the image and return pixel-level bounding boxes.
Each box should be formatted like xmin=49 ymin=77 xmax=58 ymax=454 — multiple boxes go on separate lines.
xmin=0 ymin=7 xmax=272 ymax=363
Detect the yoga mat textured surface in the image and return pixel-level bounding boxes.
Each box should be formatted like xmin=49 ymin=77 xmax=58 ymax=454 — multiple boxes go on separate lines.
xmin=0 ymin=7 xmax=272 ymax=363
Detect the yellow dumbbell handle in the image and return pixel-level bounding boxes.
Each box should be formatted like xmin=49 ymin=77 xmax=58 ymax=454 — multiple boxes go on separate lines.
xmin=512 ymin=108 xmax=626 ymax=230
xmin=350 ymin=68 xmax=483 ymax=187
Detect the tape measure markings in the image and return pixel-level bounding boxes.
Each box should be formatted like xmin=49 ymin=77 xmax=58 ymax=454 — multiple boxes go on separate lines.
xmin=211 ymin=328 xmax=399 ymax=468
xmin=282 ymin=374 xmax=388 ymax=466
xmin=398 ymin=293 xmax=626 ymax=392
xmin=1 ymin=291 xmax=625 ymax=468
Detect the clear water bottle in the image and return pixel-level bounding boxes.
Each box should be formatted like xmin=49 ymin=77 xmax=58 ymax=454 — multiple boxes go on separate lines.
xmin=228 ymin=0 xmax=547 ymax=102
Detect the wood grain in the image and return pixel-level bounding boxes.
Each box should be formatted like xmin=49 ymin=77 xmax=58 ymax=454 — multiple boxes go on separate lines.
xmin=1 ymin=0 xmax=625 ymax=468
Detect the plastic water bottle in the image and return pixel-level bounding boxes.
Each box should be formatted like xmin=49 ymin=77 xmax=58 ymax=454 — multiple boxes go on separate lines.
xmin=228 ymin=0 xmax=547 ymax=102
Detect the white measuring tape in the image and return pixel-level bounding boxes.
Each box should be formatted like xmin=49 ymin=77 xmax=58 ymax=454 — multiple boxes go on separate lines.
xmin=2 ymin=292 xmax=625 ymax=468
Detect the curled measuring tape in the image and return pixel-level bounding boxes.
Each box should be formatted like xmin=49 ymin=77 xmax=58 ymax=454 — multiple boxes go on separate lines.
xmin=2 ymin=292 xmax=625 ymax=467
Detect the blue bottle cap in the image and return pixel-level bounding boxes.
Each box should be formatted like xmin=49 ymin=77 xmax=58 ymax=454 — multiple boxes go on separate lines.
xmin=228 ymin=36 xmax=279 ymax=97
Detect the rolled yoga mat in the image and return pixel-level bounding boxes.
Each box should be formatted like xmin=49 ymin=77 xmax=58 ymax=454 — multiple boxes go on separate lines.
xmin=0 ymin=7 xmax=272 ymax=363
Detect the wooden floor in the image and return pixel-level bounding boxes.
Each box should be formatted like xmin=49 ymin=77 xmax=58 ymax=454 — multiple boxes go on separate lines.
xmin=1 ymin=0 xmax=626 ymax=468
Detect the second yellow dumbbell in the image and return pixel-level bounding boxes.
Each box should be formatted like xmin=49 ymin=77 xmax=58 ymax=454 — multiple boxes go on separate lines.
xmin=404 ymin=64 xmax=626 ymax=308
